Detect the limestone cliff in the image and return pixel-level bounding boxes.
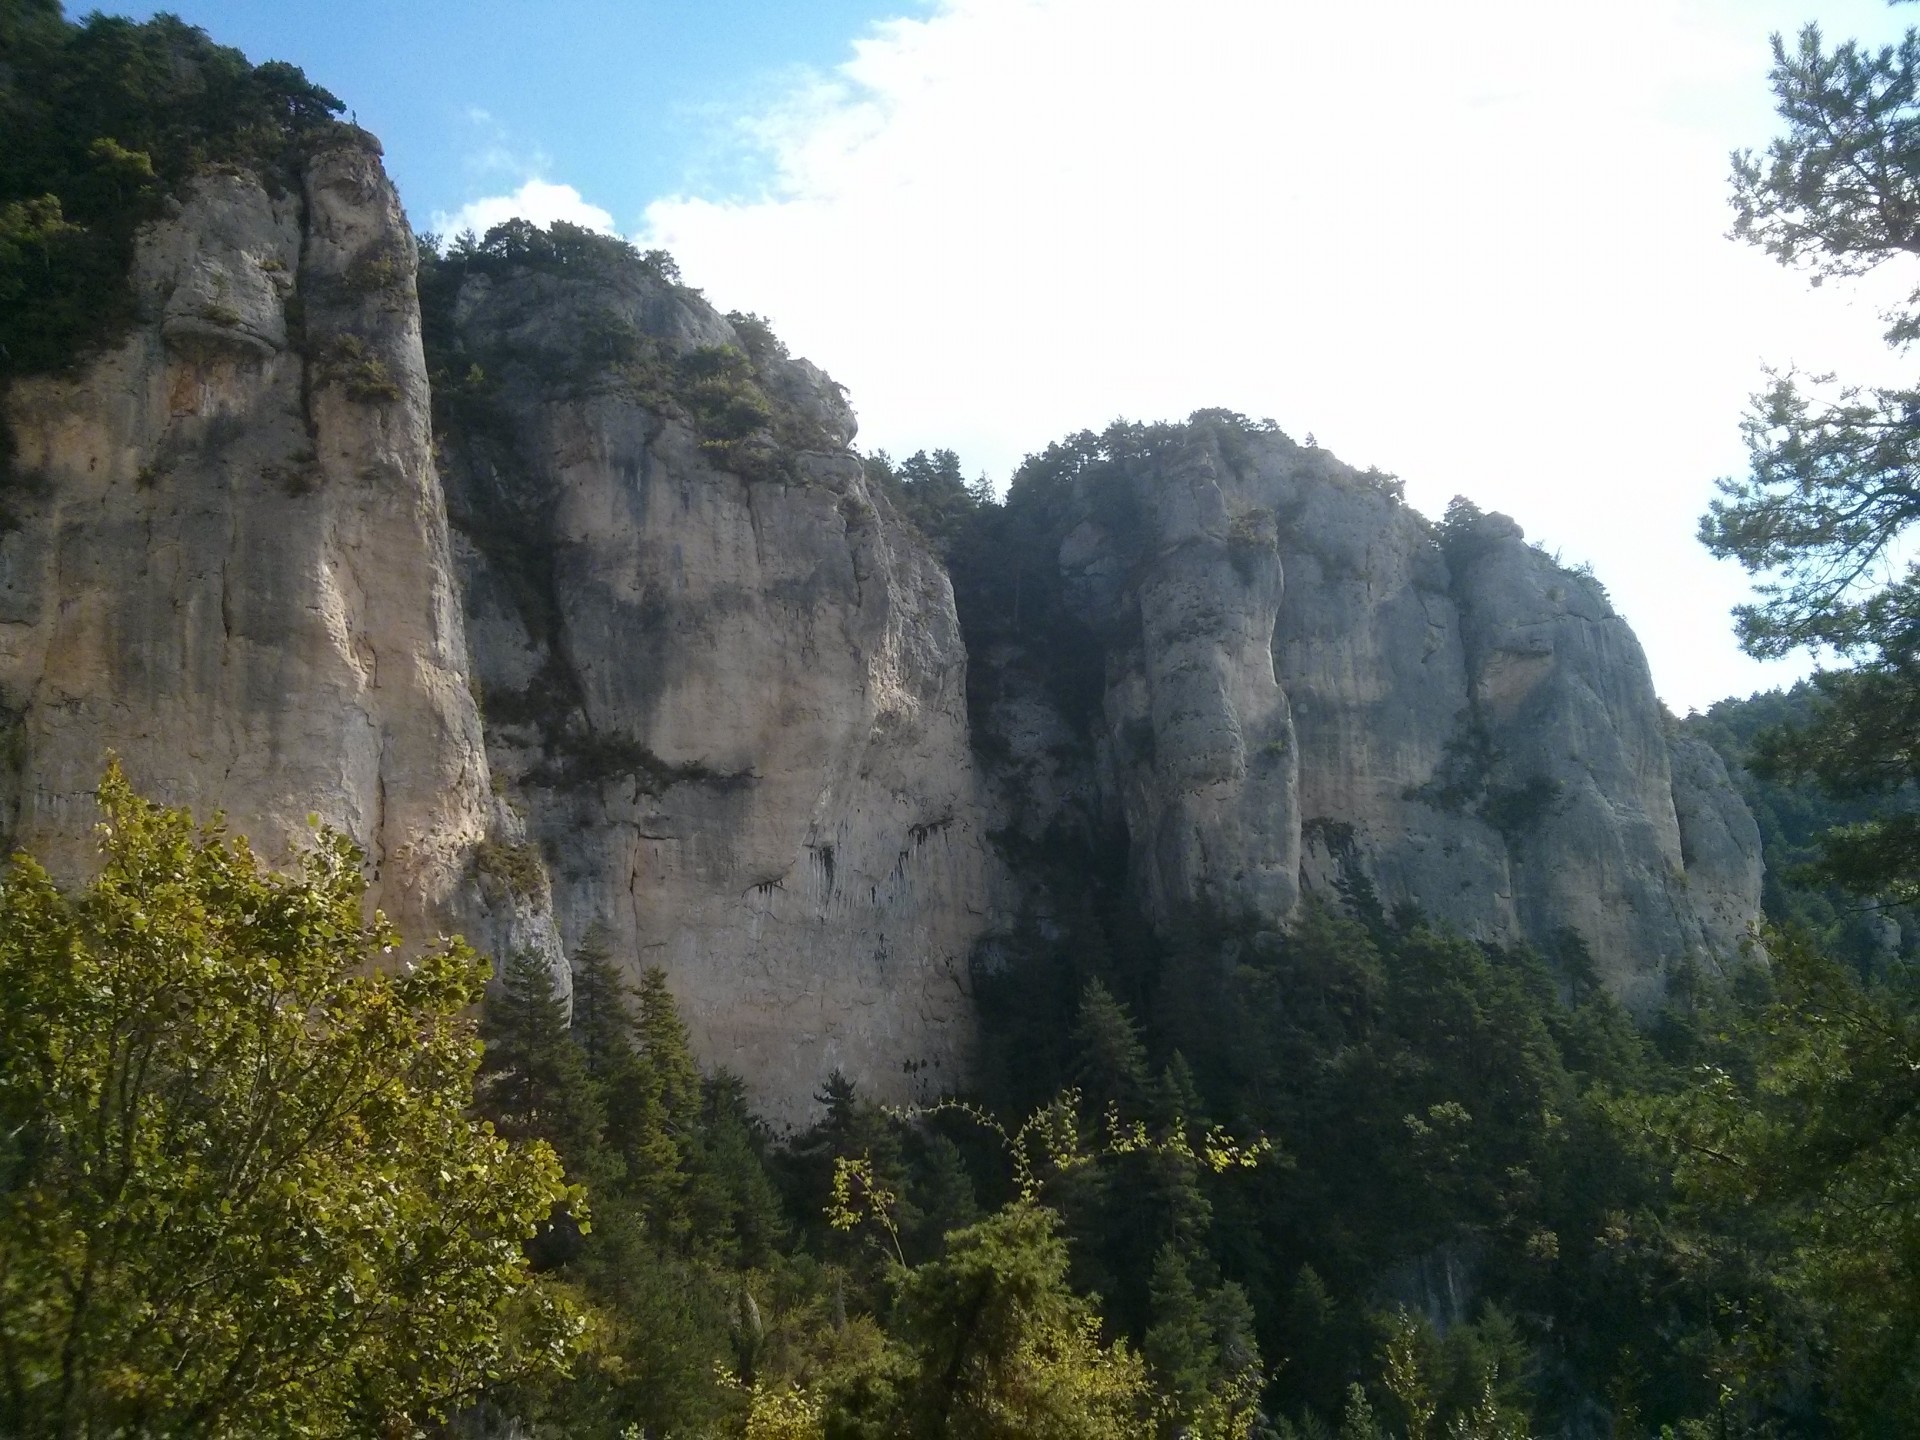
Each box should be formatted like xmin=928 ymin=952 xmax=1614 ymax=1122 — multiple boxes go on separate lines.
xmin=0 ymin=137 xmax=508 ymax=955
xmin=971 ymin=418 xmax=1762 ymax=1005
xmin=425 ymin=236 xmax=998 ymax=1115
xmin=0 ymin=141 xmax=1762 ymax=1116
xmin=0 ymin=143 xmax=1001 ymax=1122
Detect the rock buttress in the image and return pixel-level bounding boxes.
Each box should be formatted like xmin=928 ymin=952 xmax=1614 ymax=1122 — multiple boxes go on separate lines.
xmin=975 ymin=417 xmax=1761 ymax=1003
xmin=431 ymin=238 xmax=1000 ymax=1123
xmin=0 ymin=140 xmax=514 ymax=958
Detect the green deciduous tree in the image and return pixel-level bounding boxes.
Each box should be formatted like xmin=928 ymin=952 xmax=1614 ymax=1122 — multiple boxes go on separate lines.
xmin=0 ymin=764 xmax=583 ymax=1438
xmin=895 ymin=1200 xmax=1153 ymax=1440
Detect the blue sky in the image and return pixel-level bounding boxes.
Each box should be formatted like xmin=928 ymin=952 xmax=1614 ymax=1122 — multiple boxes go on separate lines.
xmin=91 ymin=2 xmax=1920 ymax=709
xmin=104 ymin=0 xmax=917 ymax=229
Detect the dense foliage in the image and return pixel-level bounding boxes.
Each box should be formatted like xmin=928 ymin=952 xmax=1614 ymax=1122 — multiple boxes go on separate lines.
xmin=11 ymin=771 xmax=1917 ymax=1437
xmin=0 ymin=766 xmax=582 ymax=1438
xmin=452 ymin=859 xmax=1920 ymax=1438
xmin=464 ymin=931 xmax=1197 ymax=1438
xmin=1700 ymin=11 xmax=1920 ymax=907
xmin=1683 ymin=685 xmax=1916 ymax=970
xmin=1616 ymin=932 xmax=1920 ymax=1437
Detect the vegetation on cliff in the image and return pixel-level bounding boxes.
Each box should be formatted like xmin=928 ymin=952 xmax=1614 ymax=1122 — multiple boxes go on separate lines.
xmin=0 ymin=1 xmax=341 ymax=381
xmin=415 ymin=220 xmax=835 ymax=488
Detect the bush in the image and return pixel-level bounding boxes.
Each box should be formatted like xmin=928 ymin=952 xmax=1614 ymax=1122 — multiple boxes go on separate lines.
xmin=477 ymin=838 xmax=549 ymax=902
xmin=312 ymin=333 xmax=402 ymax=402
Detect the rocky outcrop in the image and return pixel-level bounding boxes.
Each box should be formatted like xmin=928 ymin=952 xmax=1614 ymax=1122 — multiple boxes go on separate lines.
xmin=1056 ymin=443 xmax=1298 ymax=923
xmin=0 ymin=140 xmax=1762 ymax=1115
xmin=0 ymin=144 xmax=1001 ymax=1121
xmin=0 ymin=140 xmax=509 ymax=957
xmin=979 ymin=420 xmax=1763 ymax=1003
xmin=1668 ymin=737 xmax=1767 ymax=966
xmin=427 ymin=237 xmax=1000 ymax=1121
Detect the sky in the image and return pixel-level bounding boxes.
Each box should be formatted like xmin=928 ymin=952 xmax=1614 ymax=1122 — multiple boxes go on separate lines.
xmin=105 ymin=0 xmax=1920 ymax=712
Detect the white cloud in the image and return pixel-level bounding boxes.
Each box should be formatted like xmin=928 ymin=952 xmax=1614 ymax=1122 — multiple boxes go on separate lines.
xmin=432 ymin=179 xmax=616 ymax=241
xmin=636 ymin=0 xmax=1919 ymax=711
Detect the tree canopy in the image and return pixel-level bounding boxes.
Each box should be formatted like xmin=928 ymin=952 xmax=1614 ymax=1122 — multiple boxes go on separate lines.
xmin=1701 ymin=14 xmax=1920 ymax=903
xmin=0 ymin=764 xmax=583 ymax=1438
xmin=0 ymin=2 xmax=341 ymax=382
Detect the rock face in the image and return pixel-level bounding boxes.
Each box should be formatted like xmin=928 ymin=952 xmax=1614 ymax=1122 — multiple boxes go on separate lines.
xmin=0 ymin=143 xmax=1762 ymax=1118
xmin=980 ymin=421 xmax=1763 ymax=1005
xmin=433 ymin=247 xmax=997 ymax=1118
xmin=0 ymin=144 xmax=1000 ymax=1122
xmin=1056 ymin=443 xmax=1299 ymax=923
xmin=0 ymin=142 xmax=501 ymax=954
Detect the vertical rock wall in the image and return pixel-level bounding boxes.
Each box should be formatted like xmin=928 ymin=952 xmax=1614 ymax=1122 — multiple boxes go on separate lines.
xmin=0 ymin=143 xmax=496 ymax=949
xmin=436 ymin=250 xmax=1000 ymax=1122
xmin=0 ymin=138 xmax=1762 ymax=1116
xmin=0 ymin=146 xmax=1003 ymax=1122
xmin=993 ymin=422 xmax=1763 ymax=1001
xmin=1058 ymin=441 xmax=1299 ymax=921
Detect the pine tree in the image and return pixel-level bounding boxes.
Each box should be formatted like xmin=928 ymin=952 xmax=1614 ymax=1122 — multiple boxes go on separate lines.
xmin=785 ymin=1071 xmax=920 ymax=1280
xmin=687 ymin=1071 xmax=789 ymax=1268
xmin=896 ymin=1202 xmax=1151 ymax=1438
xmin=569 ymin=925 xmax=647 ymax=1193
xmin=1153 ymin=1051 xmax=1212 ymax=1131
xmin=636 ymin=965 xmax=703 ymax=1135
xmin=905 ymin=1132 xmax=982 ymax=1261
xmin=477 ymin=950 xmax=606 ymax=1270
xmin=1700 ymin=19 xmax=1920 ymax=902
xmin=478 ymin=949 xmax=604 ymax=1169
xmin=1145 ymin=1243 xmax=1215 ymax=1433
xmin=570 ymin=925 xmax=638 ymax=1082
xmin=627 ymin=966 xmax=702 ymax=1245
xmin=1207 ymin=1282 xmax=1261 ymax=1387
xmin=1072 ymin=978 xmax=1151 ymax=1119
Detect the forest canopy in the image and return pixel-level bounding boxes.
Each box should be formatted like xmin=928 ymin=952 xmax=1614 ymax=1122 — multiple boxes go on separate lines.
xmin=10 ymin=769 xmax=1919 ymax=1436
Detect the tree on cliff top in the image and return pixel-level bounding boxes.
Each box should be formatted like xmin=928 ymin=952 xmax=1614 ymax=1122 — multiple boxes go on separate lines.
xmin=0 ymin=3 xmax=341 ymax=381
xmin=1701 ymin=12 xmax=1920 ymax=904
xmin=0 ymin=764 xmax=585 ymax=1438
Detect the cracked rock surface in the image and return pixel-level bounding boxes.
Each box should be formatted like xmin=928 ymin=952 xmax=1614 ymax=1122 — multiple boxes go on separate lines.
xmin=976 ymin=425 xmax=1763 ymax=1006
xmin=0 ymin=152 xmax=503 ymax=960
xmin=438 ymin=254 xmax=999 ymax=1121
